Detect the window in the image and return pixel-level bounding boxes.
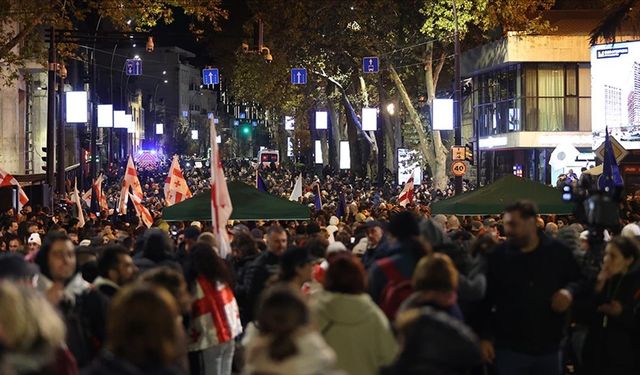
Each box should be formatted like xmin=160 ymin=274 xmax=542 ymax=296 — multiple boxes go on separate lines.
xmin=475 ymin=63 xmax=591 ymax=136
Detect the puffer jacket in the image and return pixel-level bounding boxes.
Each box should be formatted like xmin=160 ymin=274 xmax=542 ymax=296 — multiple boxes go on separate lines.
xmin=310 ymin=291 xmax=397 ymax=375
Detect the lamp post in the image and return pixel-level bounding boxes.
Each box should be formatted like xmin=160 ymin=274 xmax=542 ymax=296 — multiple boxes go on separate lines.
xmin=452 ymin=0 xmax=463 ymax=195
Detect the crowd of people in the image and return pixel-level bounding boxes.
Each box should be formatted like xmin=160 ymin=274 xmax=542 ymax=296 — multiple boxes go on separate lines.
xmin=0 ymin=156 xmax=639 ymax=375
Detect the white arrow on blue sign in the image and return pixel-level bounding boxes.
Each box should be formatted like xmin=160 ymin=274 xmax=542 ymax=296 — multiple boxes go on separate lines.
xmin=291 ymin=68 xmax=307 ymax=84
xmin=362 ymin=56 xmax=379 ymax=73
xmin=202 ymin=68 xmax=219 ymax=85
xmin=125 ymin=59 xmax=142 ymax=76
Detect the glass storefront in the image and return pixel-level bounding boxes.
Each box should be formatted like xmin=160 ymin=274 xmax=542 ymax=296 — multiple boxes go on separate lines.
xmin=474 ymin=63 xmax=591 ymax=137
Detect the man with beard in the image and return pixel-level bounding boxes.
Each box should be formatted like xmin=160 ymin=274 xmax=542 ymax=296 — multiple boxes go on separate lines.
xmin=94 ymin=244 xmax=138 ymax=298
xmin=478 ymin=201 xmax=582 ymax=375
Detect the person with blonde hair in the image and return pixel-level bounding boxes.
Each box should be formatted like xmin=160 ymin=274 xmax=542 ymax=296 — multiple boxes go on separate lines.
xmin=0 ymin=281 xmax=69 ymax=374
xmin=400 ymin=253 xmax=463 ymax=320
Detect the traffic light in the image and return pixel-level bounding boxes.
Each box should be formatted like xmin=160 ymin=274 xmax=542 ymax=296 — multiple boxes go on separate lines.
xmin=241 ymin=124 xmax=251 ymax=136
xmin=465 ymin=143 xmax=474 ymax=165
xmin=41 ymin=147 xmax=48 ymax=170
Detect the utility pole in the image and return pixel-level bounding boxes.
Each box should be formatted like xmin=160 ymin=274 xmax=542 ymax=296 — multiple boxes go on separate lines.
xmin=56 ymin=62 xmax=66 ymax=196
xmin=452 ymin=0 xmax=463 ymax=195
xmin=46 ymin=27 xmax=56 ymax=196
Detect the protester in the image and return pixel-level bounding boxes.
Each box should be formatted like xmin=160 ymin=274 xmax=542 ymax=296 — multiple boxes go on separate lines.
xmin=94 ymin=244 xmax=138 ymax=298
xmin=240 ymin=225 xmax=287 ymax=324
xmin=244 ymin=285 xmax=337 ymax=375
xmin=368 ymin=212 xmax=428 ymax=318
xmin=399 ymin=253 xmax=464 ymax=320
xmin=310 ymin=252 xmax=397 ymax=375
xmin=0 ymin=281 xmax=73 ymax=375
xmin=82 ymin=284 xmax=186 ymax=375
xmin=278 ymin=247 xmax=315 ymax=292
xmin=360 ymin=221 xmax=386 ymax=269
xmin=381 ymin=306 xmax=481 ymax=375
xmin=580 ymin=236 xmax=640 ymax=375
xmin=184 ymin=243 xmax=242 ymax=375
xmin=478 ymin=201 xmax=582 ymax=375
xmin=34 ymin=231 xmax=108 ymax=368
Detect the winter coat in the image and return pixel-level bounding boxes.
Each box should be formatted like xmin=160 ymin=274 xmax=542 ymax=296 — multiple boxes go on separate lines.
xmin=37 ymin=273 xmax=108 ymax=369
xmin=244 ymin=328 xmax=337 ymax=375
xmin=380 ymin=306 xmax=481 ymax=375
xmin=478 ymin=233 xmax=582 ymax=355
xmin=310 ymin=291 xmax=397 ymax=375
xmin=237 ymin=251 xmax=281 ymax=324
xmin=92 ymin=276 xmax=119 ymax=299
xmin=580 ymin=270 xmax=640 ymax=375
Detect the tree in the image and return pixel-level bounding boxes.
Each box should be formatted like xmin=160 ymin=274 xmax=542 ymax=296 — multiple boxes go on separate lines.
xmin=589 ymin=0 xmax=640 ymax=44
xmin=231 ymin=0 xmax=555 ymax=187
xmin=0 ymin=0 xmax=227 ymax=84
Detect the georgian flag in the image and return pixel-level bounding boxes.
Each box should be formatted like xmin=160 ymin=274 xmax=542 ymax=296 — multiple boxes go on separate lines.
xmin=128 ymin=192 xmax=153 ymax=228
xmin=164 ymin=155 xmax=192 ymax=206
xmin=0 ymin=167 xmax=29 ymax=210
xmin=118 ymin=156 xmax=143 ymax=214
xmin=398 ymin=174 xmax=415 ymax=207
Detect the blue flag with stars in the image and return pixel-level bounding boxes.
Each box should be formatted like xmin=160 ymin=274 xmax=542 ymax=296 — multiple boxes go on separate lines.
xmin=598 ymin=127 xmax=624 ymax=196
xmin=256 ymin=171 xmax=268 ymax=193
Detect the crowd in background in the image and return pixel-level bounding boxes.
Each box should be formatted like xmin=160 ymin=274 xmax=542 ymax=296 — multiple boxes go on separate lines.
xmin=0 ymin=156 xmax=639 ymax=375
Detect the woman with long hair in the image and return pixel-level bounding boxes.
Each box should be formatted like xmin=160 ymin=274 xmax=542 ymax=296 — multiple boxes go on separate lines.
xmin=244 ymin=285 xmax=336 ymax=375
xmin=580 ymin=236 xmax=640 ymax=375
xmin=184 ymin=243 xmax=242 ymax=375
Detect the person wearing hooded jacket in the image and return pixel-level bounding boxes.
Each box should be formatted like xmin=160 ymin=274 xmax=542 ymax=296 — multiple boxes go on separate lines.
xmin=34 ymin=231 xmax=108 ymax=369
xmin=310 ymin=252 xmax=397 ymax=375
xmin=381 ymin=306 xmax=482 ymax=375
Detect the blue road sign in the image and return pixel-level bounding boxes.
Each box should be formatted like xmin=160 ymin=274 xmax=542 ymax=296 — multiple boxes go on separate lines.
xmin=291 ymin=68 xmax=307 ymax=84
xmin=125 ymin=59 xmax=142 ymax=76
xmin=202 ymin=68 xmax=219 ymax=85
xmin=363 ymin=57 xmax=379 ymax=73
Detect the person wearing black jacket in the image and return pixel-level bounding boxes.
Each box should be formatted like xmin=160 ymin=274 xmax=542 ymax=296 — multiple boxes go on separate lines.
xmin=237 ymin=225 xmax=287 ymax=325
xmin=579 ymin=236 xmax=640 ymax=375
xmin=34 ymin=231 xmax=108 ymax=369
xmin=478 ymin=201 xmax=582 ymax=375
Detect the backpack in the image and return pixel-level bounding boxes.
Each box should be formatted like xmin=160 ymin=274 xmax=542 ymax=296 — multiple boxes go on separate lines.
xmin=378 ymin=258 xmax=413 ymax=320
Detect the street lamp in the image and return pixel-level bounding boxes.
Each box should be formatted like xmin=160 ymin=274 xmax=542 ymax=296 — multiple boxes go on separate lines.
xmin=386 ymin=103 xmax=395 ymax=116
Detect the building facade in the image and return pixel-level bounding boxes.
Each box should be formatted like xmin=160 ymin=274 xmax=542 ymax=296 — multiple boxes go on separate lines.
xmin=462 ymin=11 xmax=604 ymax=185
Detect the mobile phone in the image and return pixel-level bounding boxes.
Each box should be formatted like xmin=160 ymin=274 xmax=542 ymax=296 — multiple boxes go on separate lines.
xmin=350 ymin=237 xmax=355 ymax=244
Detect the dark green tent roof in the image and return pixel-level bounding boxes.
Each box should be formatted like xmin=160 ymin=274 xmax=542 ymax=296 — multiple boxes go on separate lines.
xmin=430 ymin=175 xmax=574 ymax=215
xmin=162 ymin=181 xmax=310 ymax=221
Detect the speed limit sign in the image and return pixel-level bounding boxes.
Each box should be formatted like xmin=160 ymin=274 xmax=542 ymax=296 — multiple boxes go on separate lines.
xmin=451 ymin=161 xmax=467 ymax=177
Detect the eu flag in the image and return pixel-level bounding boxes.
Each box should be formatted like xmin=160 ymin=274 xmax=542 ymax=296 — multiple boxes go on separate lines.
xmin=256 ymin=171 xmax=268 ymax=193
xmin=598 ymin=127 xmax=624 ymax=196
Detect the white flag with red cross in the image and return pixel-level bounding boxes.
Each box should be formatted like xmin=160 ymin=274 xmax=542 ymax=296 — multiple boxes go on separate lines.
xmin=0 ymin=167 xmax=29 ymax=210
xmin=165 ymin=155 xmax=192 ymax=206
xmin=128 ymin=192 xmax=153 ymax=228
xmin=398 ymin=174 xmax=415 ymax=207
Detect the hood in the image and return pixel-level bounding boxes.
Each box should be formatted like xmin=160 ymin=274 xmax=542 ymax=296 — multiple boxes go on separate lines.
xmin=312 ymin=291 xmax=378 ymax=325
xmin=36 ymin=273 xmax=91 ymax=305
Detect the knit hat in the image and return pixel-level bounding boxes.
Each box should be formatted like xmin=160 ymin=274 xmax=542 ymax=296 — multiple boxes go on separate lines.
xmin=28 ymin=233 xmax=41 ymax=246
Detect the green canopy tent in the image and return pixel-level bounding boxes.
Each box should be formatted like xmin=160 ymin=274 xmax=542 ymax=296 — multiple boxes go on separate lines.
xmin=430 ymin=175 xmax=574 ymax=215
xmin=162 ymin=181 xmax=310 ymax=221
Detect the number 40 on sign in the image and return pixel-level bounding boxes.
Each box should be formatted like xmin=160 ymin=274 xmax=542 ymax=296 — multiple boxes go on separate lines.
xmin=451 ymin=161 xmax=467 ymax=177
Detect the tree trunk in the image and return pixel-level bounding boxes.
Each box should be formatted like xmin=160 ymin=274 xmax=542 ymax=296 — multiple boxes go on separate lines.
xmin=388 ymin=64 xmax=448 ymax=190
xmin=327 ymin=98 xmax=341 ymax=169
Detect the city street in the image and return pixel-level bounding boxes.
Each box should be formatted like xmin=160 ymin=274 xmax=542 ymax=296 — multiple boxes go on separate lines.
xmin=0 ymin=1 xmax=639 ymax=375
